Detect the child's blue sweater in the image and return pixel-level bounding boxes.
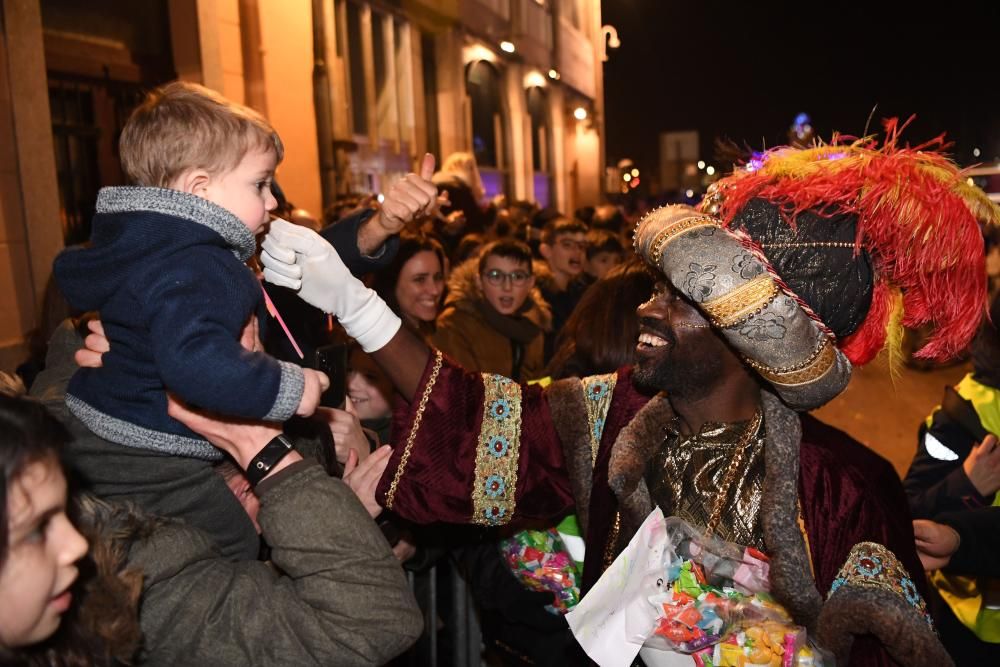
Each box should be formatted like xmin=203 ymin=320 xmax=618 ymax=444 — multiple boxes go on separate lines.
xmin=54 ymin=187 xmax=303 ymax=459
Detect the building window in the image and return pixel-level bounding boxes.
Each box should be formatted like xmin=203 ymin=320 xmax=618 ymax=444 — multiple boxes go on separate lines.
xmin=526 ymin=86 xmax=551 ymax=207
xmin=466 ymin=59 xmax=508 ymax=198
xmin=421 ymin=31 xmax=440 ymax=160
xmin=467 ymin=60 xmax=502 ymax=167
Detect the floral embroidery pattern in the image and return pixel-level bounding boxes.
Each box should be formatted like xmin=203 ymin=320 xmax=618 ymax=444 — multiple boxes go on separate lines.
xmin=684 ymin=263 xmax=717 ymax=303
xmin=732 ymin=252 xmax=763 ymax=280
xmin=488 ymin=435 xmax=510 ymax=458
xmin=582 ymin=373 xmax=617 ymax=465
xmin=739 ymin=312 xmax=787 ymax=341
xmin=829 ymin=542 xmax=933 ymax=627
xmin=472 ymin=374 xmax=522 ymax=526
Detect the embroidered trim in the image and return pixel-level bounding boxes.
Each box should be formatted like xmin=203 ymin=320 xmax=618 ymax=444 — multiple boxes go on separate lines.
xmin=743 ymin=336 xmax=837 ymax=386
xmin=581 ymin=373 xmax=617 ymax=466
xmin=649 ymin=216 xmax=718 ymax=266
xmin=829 ymin=541 xmax=932 ymax=626
xmin=701 ymin=274 xmax=780 ymax=328
xmin=385 ymin=350 xmax=442 ymax=510
xmin=472 ymin=374 xmax=523 ymax=525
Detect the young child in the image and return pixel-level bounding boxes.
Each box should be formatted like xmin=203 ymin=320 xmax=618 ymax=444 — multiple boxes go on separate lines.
xmin=537 ymin=217 xmax=590 ymax=361
xmin=52 ymin=82 xmax=325 ymax=557
xmin=584 ymin=229 xmax=624 ymax=282
xmin=432 ymin=240 xmax=550 ymax=381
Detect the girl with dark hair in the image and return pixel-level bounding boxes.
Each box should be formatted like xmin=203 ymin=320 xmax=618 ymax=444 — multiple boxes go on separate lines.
xmin=372 ymin=229 xmax=446 ymax=337
xmin=0 ymin=393 xmax=89 ymax=656
xmin=546 ymin=258 xmax=656 ymax=379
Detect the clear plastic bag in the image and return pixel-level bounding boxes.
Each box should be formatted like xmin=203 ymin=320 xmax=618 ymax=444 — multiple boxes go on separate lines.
xmin=627 ymin=517 xmax=832 ymax=666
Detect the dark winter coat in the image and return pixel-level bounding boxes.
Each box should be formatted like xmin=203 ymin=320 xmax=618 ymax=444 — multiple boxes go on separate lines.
xmin=53 ymin=187 xmax=303 ymax=460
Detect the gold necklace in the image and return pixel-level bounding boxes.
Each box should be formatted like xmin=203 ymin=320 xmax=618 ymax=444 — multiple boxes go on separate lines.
xmin=704 ymin=409 xmax=763 ymax=536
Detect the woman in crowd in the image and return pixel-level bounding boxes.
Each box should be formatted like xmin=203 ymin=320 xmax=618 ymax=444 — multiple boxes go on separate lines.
xmin=546 ymin=258 xmax=656 ymax=379
xmin=372 ymin=229 xmax=446 ymax=338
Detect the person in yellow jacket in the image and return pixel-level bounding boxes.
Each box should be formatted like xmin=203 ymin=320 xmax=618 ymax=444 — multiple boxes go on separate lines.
xmin=904 ymin=295 xmax=1000 ymax=661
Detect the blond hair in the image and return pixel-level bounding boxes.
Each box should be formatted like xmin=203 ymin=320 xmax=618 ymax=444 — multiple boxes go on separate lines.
xmin=119 ymin=81 xmax=283 ymax=188
xmin=439 ymin=151 xmax=484 ymax=202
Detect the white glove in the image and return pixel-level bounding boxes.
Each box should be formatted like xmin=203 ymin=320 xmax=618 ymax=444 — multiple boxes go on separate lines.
xmin=261 ymin=219 xmax=401 ymax=352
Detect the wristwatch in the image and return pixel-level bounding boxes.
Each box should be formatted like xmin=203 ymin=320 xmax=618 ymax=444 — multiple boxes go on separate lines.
xmin=246 ymin=433 xmax=295 ymax=488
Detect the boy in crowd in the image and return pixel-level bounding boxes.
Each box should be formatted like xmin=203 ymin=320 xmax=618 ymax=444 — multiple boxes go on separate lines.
xmin=537 ymin=217 xmax=590 ymax=361
xmin=583 ymin=229 xmax=625 ymax=282
xmin=51 ymin=82 xmax=329 ymax=558
xmin=432 ymin=240 xmax=550 ymax=381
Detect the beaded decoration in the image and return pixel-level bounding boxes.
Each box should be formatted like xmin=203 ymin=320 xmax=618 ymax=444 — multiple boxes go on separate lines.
xmin=829 ymin=541 xmax=933 ymax=626
xmin=472 ymin=374 xmax=523 ymax=525
xmin=581 ymin=373 xmax=617 ymax=466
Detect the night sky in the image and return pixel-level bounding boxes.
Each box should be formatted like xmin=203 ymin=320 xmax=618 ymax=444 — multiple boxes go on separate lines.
xmin=602 ymin=0 xmax=1000 ymax=186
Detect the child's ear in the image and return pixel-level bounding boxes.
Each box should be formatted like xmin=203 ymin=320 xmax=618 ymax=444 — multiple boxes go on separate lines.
xmin=538 ymin=243 xmax=552 ymax=261
xmin=173 ymin=169 xmax=212 ymax=196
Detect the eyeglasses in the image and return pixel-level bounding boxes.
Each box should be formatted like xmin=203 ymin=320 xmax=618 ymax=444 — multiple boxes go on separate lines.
xmin=482 ymin=269 xmax=532 ymax=286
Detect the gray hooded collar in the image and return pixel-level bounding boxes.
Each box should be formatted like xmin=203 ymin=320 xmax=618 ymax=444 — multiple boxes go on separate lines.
xmin=96 ymin=186 xmax=258 ymax=262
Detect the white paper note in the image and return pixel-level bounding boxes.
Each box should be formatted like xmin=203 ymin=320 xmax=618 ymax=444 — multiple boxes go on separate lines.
xmin=566 ymin=507 xmax=669 ymax=667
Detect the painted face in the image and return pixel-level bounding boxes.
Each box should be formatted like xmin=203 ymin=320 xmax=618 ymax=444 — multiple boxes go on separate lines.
xmin=200 ymin=146 xmax=279 ymax=234
xmin=347 ymin=351 xmax=394 ymax=421
xmin=586 ymin=250 xmax=623 ymax=280
xmin=0 ymin=458 xmax=87 ymax=648
xmin=477 ymin=255 xmax=535 ymax=316
xmin=633 ymin=282 xmax=729 ymax=401
xmin=542 ymin=232 xmax=587 ymax=281
xmin=395 ymin=250 xmax=444 ymax=326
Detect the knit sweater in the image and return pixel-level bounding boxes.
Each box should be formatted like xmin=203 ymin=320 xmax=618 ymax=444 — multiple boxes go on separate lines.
xmin=53 ymin=187 xmax=303 ymax=459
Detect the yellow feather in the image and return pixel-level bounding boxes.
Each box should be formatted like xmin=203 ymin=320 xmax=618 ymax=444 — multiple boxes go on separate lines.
xmin=884 ymin=291 xmax=906 ymax=382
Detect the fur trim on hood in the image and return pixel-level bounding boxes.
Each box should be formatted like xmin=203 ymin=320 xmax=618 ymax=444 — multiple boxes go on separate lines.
xmin=443 ymin=256 xmax=553 ymax=333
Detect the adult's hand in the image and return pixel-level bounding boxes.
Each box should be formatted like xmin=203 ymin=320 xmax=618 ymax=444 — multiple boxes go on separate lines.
xmin=75 ymin=319 xmax=109 ymax=368
xmin=357 ymin=153 xmax=446 ymax=255
xmin=76 ymin=315 xmax=265 ymax=368
xmin=963 ymin=433 xmax=1000 ymax=496
xmin=316 ymin=396 xmax=369 ymax=465
xmin=913 ymin=519 xmax=961 ymax=570
xmin=167 ymin=396 xmax=302 ymax=475
xmin=342 ymin=444 xmax=391 ymax=518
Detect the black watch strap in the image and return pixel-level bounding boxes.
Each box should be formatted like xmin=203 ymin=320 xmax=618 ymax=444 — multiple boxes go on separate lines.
xmin=246 ymin=434 xmax=295 ymax=488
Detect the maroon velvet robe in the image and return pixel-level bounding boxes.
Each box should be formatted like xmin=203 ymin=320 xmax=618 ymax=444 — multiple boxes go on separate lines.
xmin=376 ymin=355 xmax=933 ymax=666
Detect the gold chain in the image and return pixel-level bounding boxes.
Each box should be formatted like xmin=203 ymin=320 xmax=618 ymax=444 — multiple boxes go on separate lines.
xmin=704 ymin=409 xmax=762 ymax=536
xmin=385 ymin=350 xmax=443 ymax=510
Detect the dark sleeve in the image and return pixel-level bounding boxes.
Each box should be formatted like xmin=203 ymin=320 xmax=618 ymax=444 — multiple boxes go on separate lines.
xmin=935 ymin=507 xmax=1000 ymax=576
xmin=903 ymin=417 xmax=989 ymax=518
xmin=320 ymin=208 xmax=399 ymax=274
xmin=141 ymin=256 xmax=304 ymax=421
xmin=137 ymin=463 xmax=422 ymax=665
xmin=375 ymin=351 xmax=575 ymax=529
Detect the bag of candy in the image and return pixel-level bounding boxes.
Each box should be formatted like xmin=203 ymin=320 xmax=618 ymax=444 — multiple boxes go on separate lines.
xmin=631 ymin=516 xmax=831 ymax=666
xmin=498 ymin=526 xmax=581 ymax=614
